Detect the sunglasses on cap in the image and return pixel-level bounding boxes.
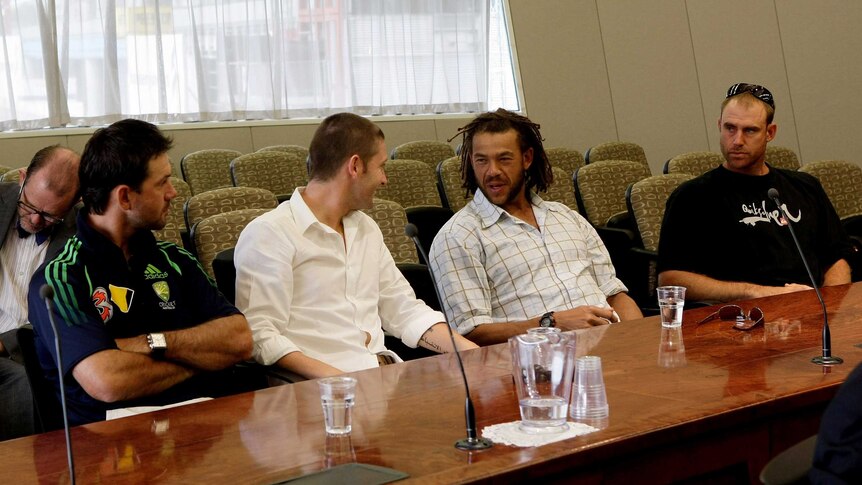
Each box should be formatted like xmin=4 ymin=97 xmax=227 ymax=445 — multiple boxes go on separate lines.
xmin=697 ymin=305 xmax=765 ymax=331
xmin=726 ymin=83 xmax=774 ymax=109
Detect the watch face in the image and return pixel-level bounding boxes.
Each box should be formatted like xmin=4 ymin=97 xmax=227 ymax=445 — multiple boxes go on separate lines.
xmin=150 ymin=333 xmax=167 ymax=349
xmin=540 ymin=316 xmax=552 ymax=327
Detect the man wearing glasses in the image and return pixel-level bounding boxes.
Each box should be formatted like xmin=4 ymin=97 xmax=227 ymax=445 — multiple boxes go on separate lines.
xmin=658 ymin=83 xmax=852 ymax=302
xmin=0 ymin=145 xmax=79 ymax=440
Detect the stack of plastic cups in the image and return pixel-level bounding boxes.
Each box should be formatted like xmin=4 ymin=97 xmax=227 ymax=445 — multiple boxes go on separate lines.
xmin=570 ymin=356 xmax=609 ymax=420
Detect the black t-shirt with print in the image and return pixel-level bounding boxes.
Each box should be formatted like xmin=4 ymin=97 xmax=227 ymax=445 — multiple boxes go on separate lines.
xmin=657 ymin=165 xmax=852 ymax=287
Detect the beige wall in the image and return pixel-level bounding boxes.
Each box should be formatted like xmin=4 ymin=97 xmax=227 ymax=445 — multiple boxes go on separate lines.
xmin=511 ymin=0 xmax=862 ymax=173
xmin=1 ymin=0 xmax=860 ymax=176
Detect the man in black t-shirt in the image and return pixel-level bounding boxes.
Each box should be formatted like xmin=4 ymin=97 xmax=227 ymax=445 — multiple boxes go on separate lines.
xmin=28 ymin=119 xmax=254 ymax=425
xmin=657 ymin=83 xmax=852 ymax=302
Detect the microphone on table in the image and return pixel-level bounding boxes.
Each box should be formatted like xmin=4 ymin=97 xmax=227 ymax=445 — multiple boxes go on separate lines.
xmin=40 ymin=284 xmax=76 ymax=484
xmin=767 ymin=188 xmax=842 ymax=366
xmin=404 ymin=223 xmax=492 ymax=451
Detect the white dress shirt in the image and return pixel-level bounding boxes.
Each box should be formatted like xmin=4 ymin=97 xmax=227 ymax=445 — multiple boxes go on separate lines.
xmin=0 ymin=219 xmax=49 ymax=333
xmin=234 ymin=187 xmax=443 ymax=372
xmin=429 ymin=190 xmax=628 ymax=335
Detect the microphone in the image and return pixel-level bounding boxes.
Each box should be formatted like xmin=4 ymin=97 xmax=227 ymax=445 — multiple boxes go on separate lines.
xmin=767 ymin=188 xmax=842 ymax=366
xmin=40 ymin=284 xmax=76 ymax=484
xmin=404 ymin=223 xmax=492 ymax=451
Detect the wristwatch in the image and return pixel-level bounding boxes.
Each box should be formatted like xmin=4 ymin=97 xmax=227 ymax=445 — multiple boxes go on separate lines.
xmin=539 ymin=311 xmax=556 ymax=328
xmin=147 ymin=333 xmax=167 ymax=358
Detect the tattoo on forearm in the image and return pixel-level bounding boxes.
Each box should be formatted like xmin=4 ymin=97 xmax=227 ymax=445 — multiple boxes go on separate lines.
xmin=420 ymin=336 xmax=444 ymax=353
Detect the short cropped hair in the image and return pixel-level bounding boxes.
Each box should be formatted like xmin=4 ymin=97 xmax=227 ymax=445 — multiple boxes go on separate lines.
xmin=80 ymin=119 xmax=173 ymax=215
xmin=308 ymin=113 xmax=384 ymax=181
xmin=721 ymin=93 xmax=775 ymax=125
xmin=452 ymin=108 xmax=552 ymax=197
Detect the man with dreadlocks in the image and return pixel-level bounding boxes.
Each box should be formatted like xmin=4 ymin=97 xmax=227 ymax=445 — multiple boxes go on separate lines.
xmin=429 ymin=109 xmax=642 ymax=345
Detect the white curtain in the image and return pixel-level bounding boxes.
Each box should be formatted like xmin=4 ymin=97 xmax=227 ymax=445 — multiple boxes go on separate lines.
xmin=0 ymin=0 xmax=517 ymax=131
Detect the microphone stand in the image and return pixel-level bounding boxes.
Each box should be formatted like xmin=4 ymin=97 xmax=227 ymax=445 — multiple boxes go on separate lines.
xmin=768 ymin=191 xmax=842 ymax=366
xmin=404 ymin=224 xmax=492 ymax=451
xmin=41 ymin=284 xmax=77 ymax=484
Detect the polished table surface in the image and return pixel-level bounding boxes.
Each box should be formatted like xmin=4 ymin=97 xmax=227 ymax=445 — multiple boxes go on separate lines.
xmin=5 ymin=283 xmax=862 ymax=484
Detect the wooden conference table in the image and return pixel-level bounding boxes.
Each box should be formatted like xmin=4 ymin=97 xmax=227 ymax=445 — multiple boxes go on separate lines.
xmin=5 ymin=283 xmax=862 ymax=484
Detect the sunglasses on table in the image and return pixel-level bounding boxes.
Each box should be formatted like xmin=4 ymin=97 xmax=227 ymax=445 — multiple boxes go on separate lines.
xmin=697 ymin=305 xmax=765 ymax=331
xmin=726 ymin=83 xmax=774 ymax=109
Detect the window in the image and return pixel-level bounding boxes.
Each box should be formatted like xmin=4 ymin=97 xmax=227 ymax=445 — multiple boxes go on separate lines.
xmin=0 ymin=0 xmax=520 ymax=131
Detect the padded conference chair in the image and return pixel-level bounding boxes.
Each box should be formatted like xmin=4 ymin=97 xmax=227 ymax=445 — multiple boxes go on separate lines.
xmin=1 ymin=168 xmax=21 ymax=183
xmin=625 ymin=173 xmax=694 ymax=304
xmin=585 ymin=141 xmax=649 ymax=170
xmin=361 ymin=198 xmax=418 ymax=264
xmin=545 ymin=147 xmax=586 ymax=178
xmin=153 ymin=177 xmax=192 ymax=248
xmin=390 ymin=140 xmax=455 ymax=167
xmin=759 ymin=434 xmax=817 ymax=485
xmin=255 ymin=144 xmax=309 ymax=162
xmin=184 ymin=186 xmax=278 ymax=235
xmin=16 ymin=325 xmax=63 ymax=433
xmin=436 ymin=156 xmax=470 ymax=212
xmin=374 ymin=159 xmax=441 ymax=209
xmin=180 ymin=149 xmax=242 ymax=195
xmin=799 ymin=160 xmax=862 ymax=220
xmin=191 ymin=208 xmax=272 ymax=278
xmin=230 ymin=151 xmax=307 ymax=197
xmin=766 ymin=145 xmax=802 ymax=171
xmin=663 ymin=151 xmax=724 ymax=177
xmin=574 ymin=160 xmax=651 ymax=227
xmin=543 ymin=166 xmax=579 ymax=212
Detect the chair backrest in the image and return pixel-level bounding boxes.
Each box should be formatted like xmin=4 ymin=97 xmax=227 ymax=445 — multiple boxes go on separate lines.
xmin=191 ymin=208 xmax=272 ymax=277
xmin=212 ymin=247 xmax=238 ymax=305
xmin=16 ymin=326 xmax=63 ymax=433
xmin=255 ymin=144 xmax=309 ymax=162
xmin=180 ymin=149 xmax=242 ymax=195
xmin=184 ymin=186 xmax=278 ymax=233
xmin=626 ymin=173 xmax=694 ymax=252
xmin=664 ymin=151 xmax=725 ymax=176
xmin=799 ymin=160 xmax=862 ymax=219
xmin=390 ymin=141 xmax=455 ymax=167
xmin=574 ymin=160 xmax=651 ymax=226
xmin=1 ymin=168 xmax=22 ymax=183
xmin=361 ymin=198 xmax=418 ymax=264
xmin=585 ymin=141 xmax=649 ymax=169
xmin=436 ymin=156 xmax=470 ymax=211
xmin=230 ymin=151 xmax=308 ymax=197
xmin=545 ymin=147 xmax=586 ymax=178
xmin=153 ymin=177 xmax=192 ymax=247
xmin=543 ymin=166 xmax=579 ymax=212
xmin=374 ymin=159 xmax=440 ymax=209
xmin=766 ymin=145 xmax=801 ymax=170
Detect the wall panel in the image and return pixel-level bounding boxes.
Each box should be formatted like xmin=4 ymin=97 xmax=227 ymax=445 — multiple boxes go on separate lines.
xmin=597 ymin=0 xmax=707 ymax=173
xmin=686 ymin=0 xmax=799 ymax=156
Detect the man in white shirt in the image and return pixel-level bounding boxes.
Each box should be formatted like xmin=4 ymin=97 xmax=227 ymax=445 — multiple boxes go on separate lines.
xmin=234 ymin=112 xmax=477 ymax=379
xmin=0 ymin=145 xmax=79 ymax=440
xmin=430 ymin=109 xmax=642 ymax=346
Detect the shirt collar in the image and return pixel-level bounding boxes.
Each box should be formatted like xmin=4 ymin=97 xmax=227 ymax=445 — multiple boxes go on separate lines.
xmin=75 ymin=211 xmax=156 ymax=261
xmin=470 ymin=189 xmax=555 ymax=229
xmin=288 ymin=187 xmax=361 ymax=236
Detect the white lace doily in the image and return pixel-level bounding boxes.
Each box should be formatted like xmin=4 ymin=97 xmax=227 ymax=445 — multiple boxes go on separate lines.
xmin=481 ymin=421 xmax=598 ymax=447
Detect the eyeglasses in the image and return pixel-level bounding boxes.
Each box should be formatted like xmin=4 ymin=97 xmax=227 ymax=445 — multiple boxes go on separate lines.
xmin=17 ymin=179 xmax=65 ymax=225
xmin=697 ymin=305 xmax=765 ymax=331
xmin=726 ymin=83 xmax=774 ymax=109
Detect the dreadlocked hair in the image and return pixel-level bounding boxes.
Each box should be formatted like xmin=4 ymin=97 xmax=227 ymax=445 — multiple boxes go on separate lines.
xmin=449 ymin=108 xmax=553 ymax=199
